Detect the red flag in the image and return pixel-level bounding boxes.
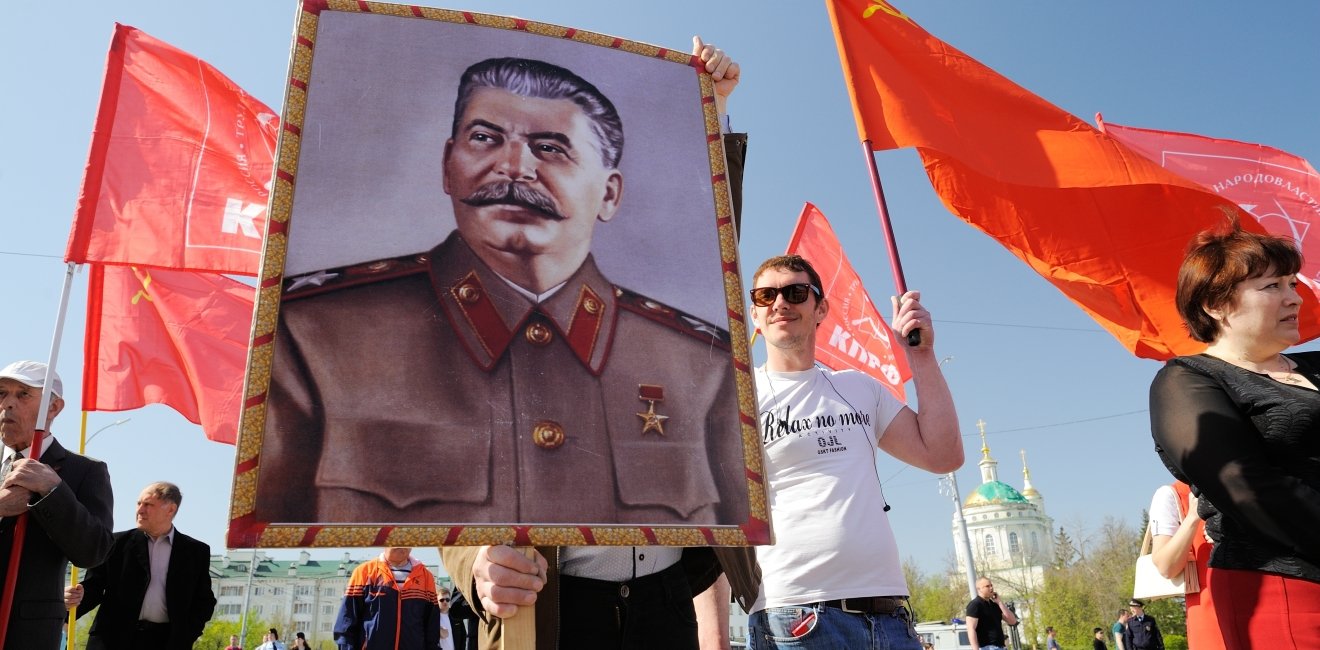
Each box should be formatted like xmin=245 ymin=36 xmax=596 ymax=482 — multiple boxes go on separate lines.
xmin=66 ymin=24 xmax=278 ymax=276
xmin=83 ymin=265 xmax=255 ymax=444
xmin=1097 ymin=116 xmax=1320 ymax=284
xmin=826 ymin=0 xmax=1320 ymax=359
xmin=787 ymin=203 xmax=911 ymax=400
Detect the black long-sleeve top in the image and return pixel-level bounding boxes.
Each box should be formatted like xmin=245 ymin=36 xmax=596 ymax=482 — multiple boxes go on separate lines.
xmin=1149 ymin=352 xmax=1320 ymax=583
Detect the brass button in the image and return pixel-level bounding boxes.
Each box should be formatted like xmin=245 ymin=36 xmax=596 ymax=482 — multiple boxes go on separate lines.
xmin=583 ymin=297 xmax=602 ymax=315
xmin=532 ymin=421 xmax=565 ymax=449
xmin=525 ymin=322 xmax=553 ymax=346
xmin=456 ymin=284 xmax=481 ymax=303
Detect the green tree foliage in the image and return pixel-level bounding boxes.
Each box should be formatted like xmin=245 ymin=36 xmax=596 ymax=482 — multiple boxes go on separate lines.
xmin=1035 ymin=517 xmax=1186 ymax=649
xmin=194 ymin=616 xmax=275 ymax=649
xmin=903 ymin=557 xmax=969 ymax=624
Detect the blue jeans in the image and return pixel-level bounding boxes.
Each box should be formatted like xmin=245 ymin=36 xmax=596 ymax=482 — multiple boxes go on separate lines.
xmin=749 ymin=603 xmax=920 ymax=650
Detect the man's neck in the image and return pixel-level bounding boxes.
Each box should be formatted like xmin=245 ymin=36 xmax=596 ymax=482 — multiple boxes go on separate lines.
xmin=477 ymin=246 xmax=589 ymax=295
xmin=764 ymin=348 xmax=816 ymax=372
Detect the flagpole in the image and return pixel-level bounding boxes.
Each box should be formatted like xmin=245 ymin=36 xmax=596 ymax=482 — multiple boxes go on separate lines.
xmin=859 ymin=140 xmax=920 ymax=347
xmin=66 ymin=411 xmax=91 ymax=645
xmin=0 ymin=262 xmax=77 ymax=649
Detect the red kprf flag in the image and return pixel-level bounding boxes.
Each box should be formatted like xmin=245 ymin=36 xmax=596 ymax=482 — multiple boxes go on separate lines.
xmin=66 ymin=24 xmax=278 ymax=276
xmin=83 ymin=265 xmax=255 ymax=444
xmin=1097 ymin=116 xmax=1320 ymax=284
xmin=786 ymin=203 xmax=911 ymax=400
xmin=826 ymin=0 xmax=1320 ymax=358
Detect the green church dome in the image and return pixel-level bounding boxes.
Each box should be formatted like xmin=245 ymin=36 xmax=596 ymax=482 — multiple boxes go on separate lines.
xmin=964 ymin=480 xmax=1029 ymax=508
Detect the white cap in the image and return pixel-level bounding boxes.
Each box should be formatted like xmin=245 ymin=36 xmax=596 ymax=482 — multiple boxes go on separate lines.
xmin=0 ymin=361 xmax=63 ymax=397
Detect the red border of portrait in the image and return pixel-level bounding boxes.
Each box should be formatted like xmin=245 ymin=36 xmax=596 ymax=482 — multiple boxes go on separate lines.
xmin=226 ymin=0 xmax=768 ymax=549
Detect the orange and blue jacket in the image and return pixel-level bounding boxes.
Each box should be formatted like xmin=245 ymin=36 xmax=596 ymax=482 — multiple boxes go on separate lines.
xmin=334 ymin=559 xmax=440 ymax=650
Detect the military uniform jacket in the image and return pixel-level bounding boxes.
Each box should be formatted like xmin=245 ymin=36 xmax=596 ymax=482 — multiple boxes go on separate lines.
xmin=257 ymin=231 xmax=749 ymax=526
xmin=1123 ymin=615 xmax=1164 ymax=650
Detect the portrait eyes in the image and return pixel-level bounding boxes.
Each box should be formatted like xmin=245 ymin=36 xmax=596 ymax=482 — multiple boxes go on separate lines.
xmin=468 ymin=131 xmax=501 ymax=146
xmin=533 ymin=141 xmax=570 ymax=159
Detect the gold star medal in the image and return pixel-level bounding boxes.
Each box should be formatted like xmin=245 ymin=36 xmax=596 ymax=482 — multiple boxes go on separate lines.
xmin=636 ymin=384 xmax=668 ymax=435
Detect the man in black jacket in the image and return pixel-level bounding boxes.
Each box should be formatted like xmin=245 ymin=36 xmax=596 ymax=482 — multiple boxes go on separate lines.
xmin=0 ymin=360 xmax=114 ymax=650
xmin=68 ymin=481 xmax=216 ymax=649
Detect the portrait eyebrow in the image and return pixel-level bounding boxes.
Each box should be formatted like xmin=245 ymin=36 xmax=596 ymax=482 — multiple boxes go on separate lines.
xmin=461 ymin=118 xmax=507 ymax=135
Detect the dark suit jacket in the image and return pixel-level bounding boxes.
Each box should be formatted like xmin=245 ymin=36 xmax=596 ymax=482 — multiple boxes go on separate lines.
xmin=77 ymin=527 xmax=217 ymax=650
xmin=0 ymin=438 xmax=114 ymax=650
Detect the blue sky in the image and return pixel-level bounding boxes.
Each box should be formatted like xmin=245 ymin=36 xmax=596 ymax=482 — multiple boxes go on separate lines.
xmin=2 ymin=1 xmax=1317 ymax=574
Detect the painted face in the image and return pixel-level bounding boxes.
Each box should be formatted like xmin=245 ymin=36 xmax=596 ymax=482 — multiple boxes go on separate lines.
xmin=751 ymin=267 xmax=827 ymax=353
xmin=135 ymin=489 xmax=178 ymax=536
xmin=0 ymin=378 xmax=60 ymax=451
xmin=1210 ymin=269 xmax=1302 ymax=348
xmin=444 ymin=87 xmax=622 ymax=272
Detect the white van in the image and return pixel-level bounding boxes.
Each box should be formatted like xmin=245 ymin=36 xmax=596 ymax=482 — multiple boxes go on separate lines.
xmin=914 ymin=620 xmax=972 ymax=650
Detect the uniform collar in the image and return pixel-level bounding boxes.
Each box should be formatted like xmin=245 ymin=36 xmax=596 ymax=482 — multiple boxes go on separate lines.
xmin=430 ymin=232 xmax=617 ymax=374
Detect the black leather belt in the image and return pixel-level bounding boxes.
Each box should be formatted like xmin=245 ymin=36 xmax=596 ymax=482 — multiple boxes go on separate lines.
xmin=817 ymin=596 xmax=906 ymax=614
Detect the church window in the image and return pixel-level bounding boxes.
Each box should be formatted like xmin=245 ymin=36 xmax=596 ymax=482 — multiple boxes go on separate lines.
xmin=984 ymin=534 xmax=996 ymax=556
xmin=1009 ymin=532 xmax=1020 ymax=554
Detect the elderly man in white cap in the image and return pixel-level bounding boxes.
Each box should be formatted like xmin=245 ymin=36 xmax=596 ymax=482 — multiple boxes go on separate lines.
xmin=0 ymin=360 xmax=113 ymax=650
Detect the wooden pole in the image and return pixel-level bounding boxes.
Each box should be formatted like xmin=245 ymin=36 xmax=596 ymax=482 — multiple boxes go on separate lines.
xmin=859 ymin=140 xmax=920 ymax=347
xmin=498 ymin=548 xmax=538 ymax=650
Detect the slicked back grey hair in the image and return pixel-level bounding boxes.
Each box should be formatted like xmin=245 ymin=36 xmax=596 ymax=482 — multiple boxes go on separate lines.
xmin=143 ymin=481 xmax=182 ymax=507
xmin=451 ymin=57 xmax=624 ymax=169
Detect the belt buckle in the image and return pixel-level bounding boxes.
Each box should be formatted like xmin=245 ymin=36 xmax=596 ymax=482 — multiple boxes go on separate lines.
xmin=839 ymin=598 xmax=867 ymax=614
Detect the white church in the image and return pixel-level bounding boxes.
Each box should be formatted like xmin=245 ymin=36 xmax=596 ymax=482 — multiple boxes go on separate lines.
xmin=952 ymin=421 xmax=1055 ymax=598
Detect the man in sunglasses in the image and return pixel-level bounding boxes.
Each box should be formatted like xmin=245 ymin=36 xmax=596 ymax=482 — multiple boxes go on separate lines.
xmin=742 ymin=254 xmax=964 ymax=650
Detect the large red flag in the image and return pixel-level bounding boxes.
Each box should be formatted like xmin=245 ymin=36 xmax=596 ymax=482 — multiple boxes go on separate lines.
xmin=65 ymin=23 xmax=278 ymax=276
xmin=1097 ymin=116 xmax=1320 ymax=284
xmin=83 ymin=265 xmax=255 ymax=444
xmin=787 ymin=203 xmax=911 ymax=400
xmin=826 ymin=0 xmax=1320 ymax=359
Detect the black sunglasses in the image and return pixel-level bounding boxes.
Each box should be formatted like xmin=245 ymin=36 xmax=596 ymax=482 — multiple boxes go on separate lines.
xmin=749 ymin=283 xmax=821 ymax=307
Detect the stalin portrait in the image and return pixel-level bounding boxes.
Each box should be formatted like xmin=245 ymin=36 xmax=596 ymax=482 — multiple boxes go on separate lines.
xmin=252 ymin=55 xmax=751 ymax=527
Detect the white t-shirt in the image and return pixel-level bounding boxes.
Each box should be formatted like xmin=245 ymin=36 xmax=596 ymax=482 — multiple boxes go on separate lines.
xmin=751 ymin=366 xmax=907 ymax=612
xmin=1148 ymin=484 xmax=1182 ymax=537
xmin=439 ymin=612 xmax=455 ymax=650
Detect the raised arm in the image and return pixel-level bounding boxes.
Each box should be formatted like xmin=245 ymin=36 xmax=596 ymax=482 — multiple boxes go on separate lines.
xmin=877 ymin=291 xmax=963 ymax=473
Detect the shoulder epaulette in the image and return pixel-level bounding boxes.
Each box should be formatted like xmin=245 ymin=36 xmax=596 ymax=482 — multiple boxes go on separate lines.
xmin=615 ymin=287 xmax=732 ymax=350
xmin=282 ymin=252 xmax=432 ymax=301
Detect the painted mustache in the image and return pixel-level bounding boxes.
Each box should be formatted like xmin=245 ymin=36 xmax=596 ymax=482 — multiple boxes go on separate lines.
xmin=461 ymin=181 xmax=565 ymax=221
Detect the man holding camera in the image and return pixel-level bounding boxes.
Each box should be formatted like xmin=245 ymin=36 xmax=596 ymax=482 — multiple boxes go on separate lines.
xmin=965 ymin=577 xmax=1017 ymax=650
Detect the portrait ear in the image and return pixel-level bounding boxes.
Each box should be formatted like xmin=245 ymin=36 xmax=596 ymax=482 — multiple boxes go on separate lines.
xmin=441 ymin=139 xmax=455 ymax=195
xmin=596 ymin=171 xmax=624 ymax=223
xmin=815 ymin=296 xmax=830 ymax=321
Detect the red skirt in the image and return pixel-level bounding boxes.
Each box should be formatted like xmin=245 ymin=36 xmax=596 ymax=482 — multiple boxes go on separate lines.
xmin=1208 ymin=566 xmax=1320 ymax=648
xmin=1186 ymin=543 xmax=1224 ymax=650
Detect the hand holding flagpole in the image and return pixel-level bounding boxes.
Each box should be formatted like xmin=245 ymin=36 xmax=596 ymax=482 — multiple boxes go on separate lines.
xmin=859 ymin=140 xmax=921 ymax=347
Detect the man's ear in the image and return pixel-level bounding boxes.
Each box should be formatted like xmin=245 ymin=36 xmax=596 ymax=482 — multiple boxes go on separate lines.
xmin=815 ymin=296 xmax=830 ymax=324
xmin=596 ymin=171 xmax=624 ymax=223
xmin=45 ymin=396 xmax=64 ymax=429
xmin=441 ymin=139 xmax=455 ymax=195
